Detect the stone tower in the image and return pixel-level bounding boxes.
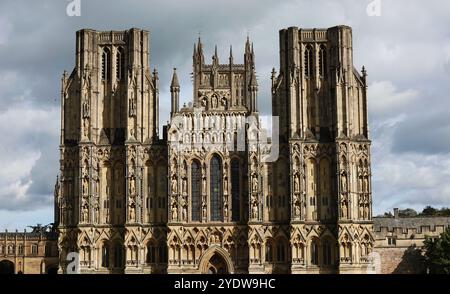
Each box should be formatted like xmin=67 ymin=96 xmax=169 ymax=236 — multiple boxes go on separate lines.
xmin=271 ymin=26 xmax=374 ymax=273
xmin=56 ymin=28 xmax=168 ymax=274
xmin=166 ymin=37 xmax=267 ymax=273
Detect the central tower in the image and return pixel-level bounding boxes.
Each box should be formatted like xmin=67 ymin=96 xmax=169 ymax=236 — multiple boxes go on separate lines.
xmin=167 ymin=37 xmax=264 ymax=274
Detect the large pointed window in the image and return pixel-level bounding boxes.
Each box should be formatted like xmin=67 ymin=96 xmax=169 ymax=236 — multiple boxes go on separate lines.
xmin=191 ymin=160 xmax=201 ymax=221
xmin=310 ymin=239 xmax=319 ymax=265
xmin=102 ymin=47 xmax=111 ymax=81
xmin=210 ymin=155 xmax=223 ymax=221
xmin=231 ymin=159 xmax=240 ymax=221
xmin=116 ymin=47 xmax=125 ymax=81
xmin=304 ymin=45 xmax=313 ymax=78
xmin=319 ymin=45 xmax=327 ymax=78
xmin=101 ymin=242 xmax=110 ymax=267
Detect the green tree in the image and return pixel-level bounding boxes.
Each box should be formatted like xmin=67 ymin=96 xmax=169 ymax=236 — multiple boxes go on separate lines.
xmin=424 ymin=228 xmax=450 ymax=274
xmin=421 ymin=206 xmax=437 ymax=216
xmin=399 ymin=208 xmax=417 ymax=217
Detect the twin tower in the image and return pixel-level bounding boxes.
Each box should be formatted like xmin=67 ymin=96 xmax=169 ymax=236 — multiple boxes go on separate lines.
xmin=56 ymin=26 xmax=373 ymax=274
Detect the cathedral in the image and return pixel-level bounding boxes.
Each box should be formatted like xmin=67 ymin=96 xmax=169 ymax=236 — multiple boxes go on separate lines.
xmin=55 ymin=26 xmax=374 ymax=274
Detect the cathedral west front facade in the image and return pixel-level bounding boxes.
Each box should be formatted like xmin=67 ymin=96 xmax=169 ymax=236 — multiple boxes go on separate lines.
xmin=55 ymin=26 xmax=374 ymax=274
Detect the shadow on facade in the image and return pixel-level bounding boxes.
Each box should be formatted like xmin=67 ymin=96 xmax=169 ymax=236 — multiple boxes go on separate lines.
xmin=392 ymin=245 xmax=425 ymax=274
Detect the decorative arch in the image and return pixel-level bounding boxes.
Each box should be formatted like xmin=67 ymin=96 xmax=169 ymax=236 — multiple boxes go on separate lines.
xmin=198 ymin=246 xmax=234 ymax=274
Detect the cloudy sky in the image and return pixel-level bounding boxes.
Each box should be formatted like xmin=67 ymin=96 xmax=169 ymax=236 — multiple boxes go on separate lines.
xmin=1 ymin=0 xmax=449 ymax=230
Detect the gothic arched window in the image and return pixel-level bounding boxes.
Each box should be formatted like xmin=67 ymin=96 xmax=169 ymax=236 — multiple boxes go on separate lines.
xmin=116 ymin=47 xmax=125 ymax=81
xmin=210 ymin=155 xmax=223 ymax=221
xmin=102 ymin=47 xmax=111 ymax=81
xmin=231 ymin=159 xmax=240 ymax=221
xmin=265 ymin=239 xmax=274 ymax=262
xmin=191 ymin=160 xmax=202 ymax=221
xmin=319 ymin=45 xmax=327 ymax=78
xmin=101 ymin=243 xmax=110 ymax=267
xmin=146 ymin=241 xmax=157 ymax=264
xmin=277 ymin=240 xmax=286 ymax=262
xmin=304 ymin=45 xmax=313 ymax=78
xmin=310 ymin=239 xmax=319 ymax=265
xmin=323 ymin=239 xmax=332 ymax=265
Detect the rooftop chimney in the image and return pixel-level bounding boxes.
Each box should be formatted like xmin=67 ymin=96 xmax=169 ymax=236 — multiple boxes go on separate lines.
xmin=394 ymin=208 xmax=399 ymax=219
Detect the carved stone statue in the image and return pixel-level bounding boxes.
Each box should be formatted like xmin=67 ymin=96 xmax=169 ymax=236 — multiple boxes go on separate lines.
xmin=129 ymin=205 xmax=135 ymax=222
xmin=341 ymin=174 xmax=347 ymax=191
xmin=94 ymin=204 xmax=99 ymax=223
xmin=129 ymin=176 xmax=136 ymax=195
xmin=252 ymin=203 xmax=258 ymax=219
xmin=202 ymin=177 xmax=206 ymax=193
xmin=82 ymin=178 xmax=88 ymax=195
xmin=182 ymin=205 xmax=187 ymax=221
xmin=252 ymin=175 xmax=258 ymax=192
xmin=82 ymin=100 xmax=90 ymax=118
xmin=295 ymin=203 xmax=301 ymax=217
xmin=202 ymin=203 xmax=207 ymax=219
xmin=171 ymin=177 xmax=177 ymax=193
xmin=129 ymin=95 xmax=136 ymax=117
xmin=182 ymin=178 xmax=187 ymax=194
xmin=294 ymin=174 xmax=300 ymax=192
xmin=172 ymin=204 xmax=178 ymax=221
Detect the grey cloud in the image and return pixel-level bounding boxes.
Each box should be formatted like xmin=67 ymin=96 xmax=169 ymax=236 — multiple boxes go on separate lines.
xmin=391 ymin=111 xmax=450 ymax=155
xmin=1 ymin=0 xmax=450 ymax=218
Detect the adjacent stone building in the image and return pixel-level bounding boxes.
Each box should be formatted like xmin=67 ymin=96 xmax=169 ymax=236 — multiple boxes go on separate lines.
xmin=0 ymin=225 xmax=59 ymax=274
xmin=373 ymin=209 xmax=450 ymax=274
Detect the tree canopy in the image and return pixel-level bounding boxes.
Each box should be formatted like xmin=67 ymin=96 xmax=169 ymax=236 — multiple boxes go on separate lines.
xmin=424 ymin=228 xmax=450 ymax=274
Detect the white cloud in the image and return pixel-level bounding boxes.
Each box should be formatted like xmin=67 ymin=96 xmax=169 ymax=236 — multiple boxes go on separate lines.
xmin=368 ymin=81 xmax=418 ymax=117
xmin=0 ymin=103 xmax=59 ymax=210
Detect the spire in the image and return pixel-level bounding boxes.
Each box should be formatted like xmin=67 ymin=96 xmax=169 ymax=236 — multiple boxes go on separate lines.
xmin=170 ymin=68 xmax=180 ymax=117
xmin=229 ymin=45 xmax=233 ymax=64
xmin=245 ymin=35 xmax=251 ymax=54
xmin=197 ymin=36 xmax=203 ymax=55
xmin=193 ymin=42 xmax=197 ymax=58
xmin=212 ymin=45 xmax=219 ymax=65
xmin=170 ymin=68 xmax=180 ymax=89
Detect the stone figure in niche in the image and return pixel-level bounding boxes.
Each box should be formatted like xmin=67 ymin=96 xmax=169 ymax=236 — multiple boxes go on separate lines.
xmin=224 ymin=204 xmax=228 ymax=219
xmin=252 ymin=203 xmax=258 ymax=219
xmin=129 ymin=95 xmax=136 ymax=117
xmin=202 ymin=203 xmax=207 ymax=219
xmin=83 ymin=118 xmax=89 ymax=138
xmin=295 ymin=203 xmax=301 ymax=217
xmin=94 ymin=204 xmax=99 ymax=223
xmin=182 ymin=178 xmax=187 ymax=195
xmin=171 ymin=177 xmax=177 ymax=193
xmin=129 ymin=204 xmax=135 ymax=222
xmin=224 ymin=177 xmax=228 ymax=192
xmin=172 ymin=204 xmax=178 ymax=221
xmin=129 ymin=176 xmax=136 ymax=195
xmin=202 ymin=177 xmax=206 ymax=194
xmin=82 ymin=178 xmax=88 ymax=195
xmin=341 ymin=174 xmax=347 ymax=192
xmin=252 ymin=175 xmax=258 ymax=193
xmin=182 ymin=205 xmax=187 ymax=221
xmin=82 ymin=100 xmax=90 ymax=118
xmin=294 ymin=174 xmax=300 ymax=192
xmin=82 ymin=204 xmax=88 ymax=223
xmin=341 ymin=201 xmax=348 ymax=219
